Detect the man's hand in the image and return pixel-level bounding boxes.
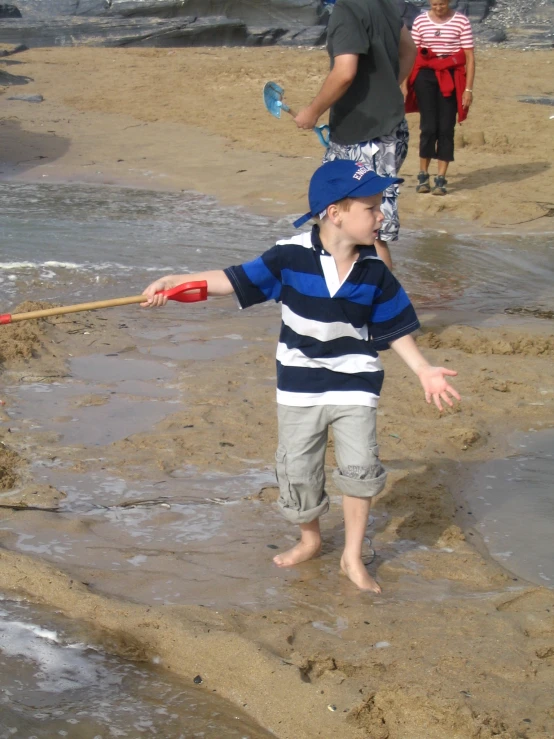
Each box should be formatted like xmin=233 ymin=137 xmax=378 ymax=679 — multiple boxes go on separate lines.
xmin=294 ymin=106 xmax=320 ymax=130
xmin=417 ymin=366 xmax=461 ymax=411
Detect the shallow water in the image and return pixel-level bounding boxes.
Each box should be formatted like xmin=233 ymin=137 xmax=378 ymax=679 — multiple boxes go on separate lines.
xmin=1 ymin=182 xmax=553 ymax=318
xmin=0 ymin=595 xmax=274 ymax=738
xmin=459 ymin=428 xmax=554 ymax=588
xmin=1 ymin=181 xmax=554 ymax=733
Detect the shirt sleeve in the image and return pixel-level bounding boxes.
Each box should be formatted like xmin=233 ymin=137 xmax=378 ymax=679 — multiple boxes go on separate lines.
xmin=223 ymin=245 xmax=283 ymax=309
xmin=411 ymin=15 xmax=422 ymax=46
xmin=327 ymin=1 xmax=371 ymax=57
xmin=459 ymin=15 xmax=475 ymax=48
xmin=369 ymin=268 xmax=420 ymax=350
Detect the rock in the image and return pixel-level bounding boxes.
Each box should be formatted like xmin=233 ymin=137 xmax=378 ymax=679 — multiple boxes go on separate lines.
xmin=489 ymin=28 xmax=507 ymax=42
xmin=518 ymin=96 xmax=554 ymax=107
xmin=245 ymin=26 xmax=288 ymax=46
xmin=7 ymin=93 xmax=43 ymax=101
xmin=0 ymin=15 xmax=248 ymax=47
xmin=7 ymin=93 xmax=44 ymax=101
xmin=0 ymin=69 xmax=33 ymax=85
xmin=397 ymin=1 xmax=420 ymax=30
xmin=0 ymin=3 xmax=22 ymax=18
xmin=110 ymin=0 xmax=322 ymax=26
xmin=0 ymin=43 xmax=28 ymax=56
xmin=110 ymin=0 xmax=187 ymax=18
xmin=10 ymin=0 xmax=109 ymax=16
xmin=277 ymin=24 xmax=326 ymax=46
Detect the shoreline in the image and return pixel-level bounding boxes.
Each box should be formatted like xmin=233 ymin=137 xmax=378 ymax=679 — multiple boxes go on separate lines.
xmin=1 ymin=43 xmax=554 ymax=739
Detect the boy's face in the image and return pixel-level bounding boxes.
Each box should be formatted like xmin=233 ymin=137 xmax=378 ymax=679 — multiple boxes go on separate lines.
xmin=339 ymin=194 xmax=384 ymax=246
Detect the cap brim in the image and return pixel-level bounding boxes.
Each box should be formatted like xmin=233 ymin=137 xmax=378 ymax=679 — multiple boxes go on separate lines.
xmin=350 ymin=175 xmax=404 ymax=198
xmin=292 ymin=176 xmax=404 ymax=229
xmin=292 ymin=212 xmax=312 ymax=229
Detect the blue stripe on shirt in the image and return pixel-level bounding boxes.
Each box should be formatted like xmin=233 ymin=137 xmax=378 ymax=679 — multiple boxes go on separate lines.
xmin=281 ymin=268 xmax=329 ymax=298
xmin=371 ymin=287 xmax=411 ymax=323
xmin=242 ymin=257 xmax=281 ymax=301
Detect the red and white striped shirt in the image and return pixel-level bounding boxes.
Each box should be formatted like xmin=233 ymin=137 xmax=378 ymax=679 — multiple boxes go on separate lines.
xmin=411 ymin=11 xmax=474 ymax=54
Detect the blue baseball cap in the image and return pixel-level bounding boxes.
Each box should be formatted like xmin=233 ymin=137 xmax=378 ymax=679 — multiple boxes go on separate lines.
xmin=293 ymin=159 xmax=403 ymax=228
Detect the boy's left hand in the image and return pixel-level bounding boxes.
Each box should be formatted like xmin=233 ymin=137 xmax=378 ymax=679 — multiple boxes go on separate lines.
xmin=417 ymin=366 xmax=461 ymax=412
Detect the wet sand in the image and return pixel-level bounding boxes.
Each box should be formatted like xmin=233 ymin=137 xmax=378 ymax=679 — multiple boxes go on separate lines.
xmin=1 ymin=45 xmax=554 ymax=739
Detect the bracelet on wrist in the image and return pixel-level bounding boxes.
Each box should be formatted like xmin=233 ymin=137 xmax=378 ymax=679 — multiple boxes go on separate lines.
xmin=465 ymin=89 xmax=473 ymax=93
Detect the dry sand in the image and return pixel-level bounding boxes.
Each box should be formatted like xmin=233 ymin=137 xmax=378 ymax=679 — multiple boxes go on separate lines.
xmin=1 ymin=45 xmax=554 ymax=739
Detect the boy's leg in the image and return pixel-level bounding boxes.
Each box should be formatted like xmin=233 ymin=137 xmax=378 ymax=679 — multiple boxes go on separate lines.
xmin=273 ymin=519 xmax=322 ymax=568
xmin=330 ymin=406 xmax=387 ymax=591
xmin=274 ymin=405 xmax=330 ymax=567
xmin=341 ymin=496 xmax=380 ymax=592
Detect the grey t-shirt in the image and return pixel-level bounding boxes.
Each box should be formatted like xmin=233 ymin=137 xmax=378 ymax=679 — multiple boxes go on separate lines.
xmin=327 ymin=0 xmax=405 ymax=145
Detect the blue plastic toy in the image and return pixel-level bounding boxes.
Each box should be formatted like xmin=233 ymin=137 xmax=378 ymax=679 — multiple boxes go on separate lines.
xmin=263 ymin=81 xmax=330 ymax=148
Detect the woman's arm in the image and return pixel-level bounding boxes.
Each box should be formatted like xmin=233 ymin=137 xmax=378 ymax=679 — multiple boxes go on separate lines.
xmin=463 ymin=48 xmax=475 ymax=109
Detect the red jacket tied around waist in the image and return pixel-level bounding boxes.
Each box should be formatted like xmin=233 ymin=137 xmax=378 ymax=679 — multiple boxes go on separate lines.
xmin=406 ymin=48 xmax=468 ymax=124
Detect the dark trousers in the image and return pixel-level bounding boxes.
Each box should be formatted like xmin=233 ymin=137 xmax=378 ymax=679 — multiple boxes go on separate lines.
xmin=414 ymin=68 xmax=458 ymax=163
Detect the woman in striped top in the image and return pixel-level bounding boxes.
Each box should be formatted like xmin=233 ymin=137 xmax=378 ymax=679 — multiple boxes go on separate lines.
xmin=408 ymin=0 xmax=476 ymax=195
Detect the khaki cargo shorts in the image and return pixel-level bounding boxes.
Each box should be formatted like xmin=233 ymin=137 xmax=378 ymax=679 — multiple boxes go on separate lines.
xmin=275 ymin=404 xmax=387 ymax=524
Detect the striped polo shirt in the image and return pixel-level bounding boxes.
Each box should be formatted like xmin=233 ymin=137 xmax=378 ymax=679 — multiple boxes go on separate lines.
xmin=411 ymin=11 xmax=474 ymax=54
xmin=224 ymin=227 xmax=420 ymax=408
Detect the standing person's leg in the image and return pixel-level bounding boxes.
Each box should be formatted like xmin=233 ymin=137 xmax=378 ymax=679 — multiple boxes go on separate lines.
xmin=330 ymin=406 xmax=387 ymax=591
xmin=413 ymin=68 xmax=440 ymax=193
xmin=371 ymin=119 xmax=409 ymax=270
xmin=322 ymin=120 xmax=409 ymax=271
xmin=433 ymin=82 xmax=458 ymax=195
xmin=273 ymin=405 xmax=330 ymax=567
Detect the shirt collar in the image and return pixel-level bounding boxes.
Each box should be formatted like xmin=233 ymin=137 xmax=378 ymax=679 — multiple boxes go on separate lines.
xmin=310 ymin=224 xmax=378 ymax=262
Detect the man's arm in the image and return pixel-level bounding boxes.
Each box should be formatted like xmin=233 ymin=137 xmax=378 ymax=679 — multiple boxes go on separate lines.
xmin=398 ymin=24 xmax=417 ymax=86
xmin=294 ymin=54 xmax=358 ymax=131
xmin=389 ymin=333 xmax=460 ymax=411
xmin=141 ymin=270 xmax=234 ymax=307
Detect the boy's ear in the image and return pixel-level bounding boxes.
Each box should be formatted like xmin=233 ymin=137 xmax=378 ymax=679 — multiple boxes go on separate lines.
xmin=327 ymin=203 xmax=341 ymax=224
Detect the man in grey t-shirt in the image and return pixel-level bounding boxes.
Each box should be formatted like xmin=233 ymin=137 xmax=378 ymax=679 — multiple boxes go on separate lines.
xmin=295 ymin=0 xmax=416 ymax=270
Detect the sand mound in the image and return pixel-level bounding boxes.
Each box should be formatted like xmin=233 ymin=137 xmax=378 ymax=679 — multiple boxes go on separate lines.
xmin=418 ymin=325 xmax=554 ymax=357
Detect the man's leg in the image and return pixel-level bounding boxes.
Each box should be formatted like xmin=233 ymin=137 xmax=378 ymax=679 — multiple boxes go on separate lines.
xmin=371 ymin=119 xmax=410 ymax=271
xmin=322 ymin=122 xmax=409 ymax=271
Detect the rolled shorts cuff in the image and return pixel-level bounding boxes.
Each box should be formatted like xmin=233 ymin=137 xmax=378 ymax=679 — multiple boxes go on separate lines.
xmin=332 ymin=468 xmax=388 ymax=498
xmin=277 ymin=493 xmax=330 ymax=524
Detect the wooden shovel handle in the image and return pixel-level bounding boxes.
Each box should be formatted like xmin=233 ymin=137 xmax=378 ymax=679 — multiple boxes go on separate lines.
xmin=1 ymin=295 xmax=147 ymax=324
xmin=0 ymin=281 xmax=208 ymax=324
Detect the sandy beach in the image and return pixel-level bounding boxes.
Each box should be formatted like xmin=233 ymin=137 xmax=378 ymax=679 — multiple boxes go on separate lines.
xmin=1 ymin=44 xmax=554 ymax=738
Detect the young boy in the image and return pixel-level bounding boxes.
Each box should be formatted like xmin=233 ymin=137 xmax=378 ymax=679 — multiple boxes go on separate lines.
xmin=142 ymin=160 xmax=460 ymax=593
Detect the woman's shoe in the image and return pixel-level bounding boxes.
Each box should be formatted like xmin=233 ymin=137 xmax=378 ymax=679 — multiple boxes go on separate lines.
xmin=416 ymin=171 xmax=430 ymax=193
xmin=432 ymin=175 xmax=448 ymax=195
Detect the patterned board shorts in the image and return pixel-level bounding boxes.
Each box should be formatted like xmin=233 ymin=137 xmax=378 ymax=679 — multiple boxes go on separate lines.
xmin=322 ymin=119 xmax=409 ymax=242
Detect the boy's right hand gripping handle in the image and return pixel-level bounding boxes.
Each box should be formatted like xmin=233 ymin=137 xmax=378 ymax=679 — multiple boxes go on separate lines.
xmin=160 ymin=281 xmax=208 ymax=303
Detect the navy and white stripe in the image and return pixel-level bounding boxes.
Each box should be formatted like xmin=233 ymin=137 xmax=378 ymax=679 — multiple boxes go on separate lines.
xmin=224 ymin=227 xmax=419 ymax=407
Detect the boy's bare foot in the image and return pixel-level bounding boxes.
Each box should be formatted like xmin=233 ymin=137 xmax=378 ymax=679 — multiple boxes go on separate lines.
xmin=340 ymin=554 xmax=381 ymax=593
xmin=273 ymin=539 xmax=322 ymax=567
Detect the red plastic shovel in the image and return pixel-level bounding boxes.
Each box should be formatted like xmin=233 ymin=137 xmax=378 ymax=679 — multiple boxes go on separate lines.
xmin=0 ymin=280 xmax=208 ymax=325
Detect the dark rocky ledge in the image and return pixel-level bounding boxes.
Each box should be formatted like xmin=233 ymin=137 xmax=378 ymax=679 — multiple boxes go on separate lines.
xmin=0 ymin=0 xmax=552 ymax=49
